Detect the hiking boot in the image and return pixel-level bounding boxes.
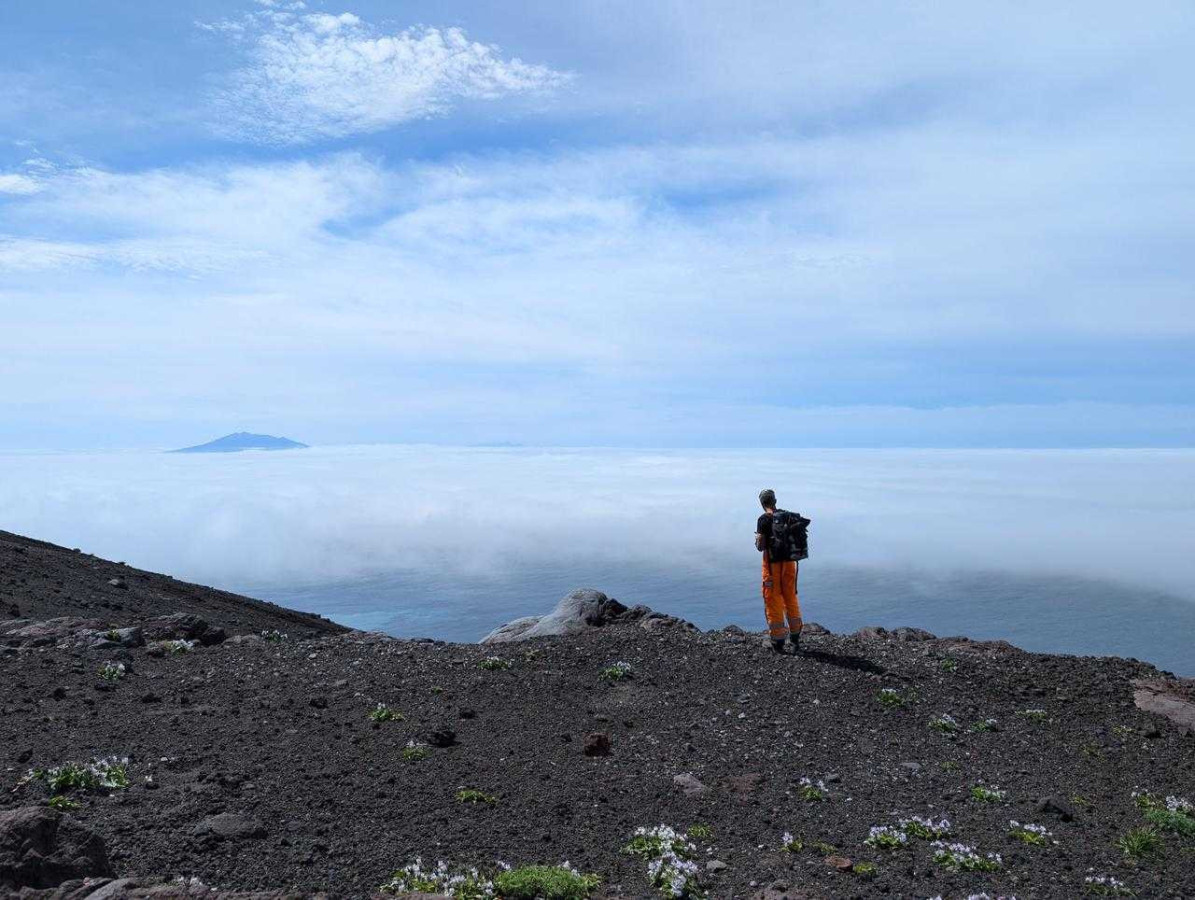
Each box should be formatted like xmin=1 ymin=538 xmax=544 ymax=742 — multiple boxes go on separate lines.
xmin=770 ymin=639 xmax=787 ymax=654
xmin=789 ymin=633 xmax=801 ymax=654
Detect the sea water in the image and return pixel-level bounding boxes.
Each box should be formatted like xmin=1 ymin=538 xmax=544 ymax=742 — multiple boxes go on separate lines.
xmin=3 ymin=446 xmax=1192 ymax=675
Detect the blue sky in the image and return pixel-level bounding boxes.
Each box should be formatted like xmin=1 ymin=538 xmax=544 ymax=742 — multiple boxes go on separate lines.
xmin=2 ymin=0 xmax=1193 ymax=448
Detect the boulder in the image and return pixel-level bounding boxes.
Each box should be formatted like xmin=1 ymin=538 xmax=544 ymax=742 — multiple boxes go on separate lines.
xmin=854 ymin=626 xmax=888 ymax=641
xmin=142 ymin=614 xmax=226 ymax=646
xmin=191 ymin=813 xmax=267 ymax=841
xmin=1036 ymin=796 xmax=1077 ymax=822
xmin=801 ymin=622 xmax=831 ymax=636
xmin=0 ymin=806 xmax=111 ymax=889
xmin=890 ymin=626 xmax=936 ymax=642
xmin=481 ymin=590 xmax=627 ymax=643
xmin=1 ymin=618 xmax=103 ymax=648
xmin=1133 ymin=678 xmax=1195 ymax=734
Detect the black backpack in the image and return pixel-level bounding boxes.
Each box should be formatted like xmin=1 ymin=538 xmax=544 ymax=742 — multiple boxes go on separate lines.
xmin=769 ymin=509 xmax=810 ymax=562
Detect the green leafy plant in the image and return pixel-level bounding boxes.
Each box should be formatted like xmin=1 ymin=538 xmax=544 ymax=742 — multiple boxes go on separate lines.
xmin=1144 ymin=807 xmax=1195 ymax=836
xmin=939 ymin=657 xmax=958 ymax=673
xmin=797 ymin=776 xmax=827 ymax=801
xmin=1133 ymin=792 xmax=1195 ymax=836
xmin=261 ymin=629 xmax=287 ymax=642
xmin=877 ymin=687 xmax=909 ymax=708
xmin=380 ymin=859 xmax=492 ymax=898
xmin=99 ymin=662 xmax=126 ymax=681
xmin=370 ymin=703 xmax=403 ymax=723
xmin=455 ymin=788 xmax=498 ymax=805
xmin=969 ymin=718 xmax=998 ymax=733
xmin=1083 ymin=874 xmax=1134 ymax=896
xmin=970 ymin=784 xmax=1006 ymax=803
xmin=600 ymin=661 xmax=634 ymax=681
xmin=852 ymin=861 xmax=878 ymax=878
xmin=104 ymin=629 xmax=121 ymax=642
xmin=780 ymin=831 xmax=803 ymax=852
xmin=479 ymin=656 xmax=512 ymax=671
xmin=1009 ymin=820 xmax=1052 ymax=845
xmin=48 ymin=795 xmax=80 ymax=810
xmin=687 ymin=823 xmax=713 ymax=840
xmin=899 ymin=816 xmax=951 ymax=840
xmin=811 ymin=841 xmax=837 ymax=855
xmin=1116 ymin=826 xmax=1162 ymax=859
xmin=931 ymin=841 xmax=1002 ymax=872
xmin=493 ymin=864 xmax=600 ymax=899
xmin=1112 ymin=724 xmax=1135 ymax=739
xmin=164 ymin=639 xmax=195 ymax=655
xmin=1018 ymin=708 xmax=1048 ymax=722
xmin=622 ymin=826 xmax=699 ymax=898
xmin=865 ymin=825 xmax=907 ymax=850
xmin=402 ymin=741 xmax=429 ymax=762
xmin=1081 ymin=742 xmax=1104 ymax=760
xmin=939 ymin=760 xmax=961 ymax=773
xmin=929 ymin=714 xmax=961 ymax=733
xmin=30 ymin=758 xmax=129 ymax=796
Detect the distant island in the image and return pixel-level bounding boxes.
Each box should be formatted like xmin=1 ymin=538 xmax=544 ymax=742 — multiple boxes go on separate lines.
xmin=169 ymin=432 xmax=309 ymax=453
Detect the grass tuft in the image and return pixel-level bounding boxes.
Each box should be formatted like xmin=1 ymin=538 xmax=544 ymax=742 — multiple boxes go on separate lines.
xmin=1116 ymin=826 xmax=1162 ymax=859
xmin=493 ymin=864 xmax=600 ymax=900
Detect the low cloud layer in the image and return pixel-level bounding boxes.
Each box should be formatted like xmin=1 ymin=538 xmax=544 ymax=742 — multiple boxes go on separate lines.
xmin=3 ymin=447 xmax=1192 ymax=603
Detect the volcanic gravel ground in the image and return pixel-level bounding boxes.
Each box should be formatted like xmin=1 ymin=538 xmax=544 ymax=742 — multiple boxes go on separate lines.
xmin=0 ymin=530 xmax=343 ymax=637
xmin=3 ymin=616 xmax=1194 ymax=899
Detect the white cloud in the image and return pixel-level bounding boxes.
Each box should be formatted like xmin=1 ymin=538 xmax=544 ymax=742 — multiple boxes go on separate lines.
xmin=2 ymin=446 xmax=1193 ymax=602
xmin=0 ymin=173 xmax=42 ymax=195
xmin=209 ymin=10 xmax=570 ymax=144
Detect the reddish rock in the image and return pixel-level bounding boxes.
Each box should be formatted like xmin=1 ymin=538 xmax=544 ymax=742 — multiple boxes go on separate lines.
xmin=583 ymin=732 xmax=612 ymax=757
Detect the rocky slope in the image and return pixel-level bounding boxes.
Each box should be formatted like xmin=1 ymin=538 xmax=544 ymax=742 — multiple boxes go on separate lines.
xmin=0 ymin=530 xmax=344 ymax=637
xmin=2 ymin=532 xmax=1194 ymax=899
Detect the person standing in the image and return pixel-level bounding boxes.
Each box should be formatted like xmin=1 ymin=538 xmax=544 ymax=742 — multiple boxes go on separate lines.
xmin=755 ymin=489 xmax=810 ymax=654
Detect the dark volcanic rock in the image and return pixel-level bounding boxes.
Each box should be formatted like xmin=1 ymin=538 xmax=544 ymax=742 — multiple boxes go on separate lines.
xmin=854 ymin=625 xmax=888 ymax=641
xmin=890 ymin=626 xmax=936 ymax=641
xmin=0 ymin=807 xmax=111 ymax=889
xmin=583 ymin=732 xmax=612 ymax=757
xmin=1036 ymin=796 xmax=1077 ymax=822
xmin=192 ymin=813 xmax=267 ymax=841
xmin=422 ymin=725 xmax=457 ymax=748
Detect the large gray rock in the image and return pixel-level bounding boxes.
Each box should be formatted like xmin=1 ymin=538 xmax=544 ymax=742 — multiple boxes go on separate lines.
xmin=1133 ymin=678 xmax=1195 ymax=734
xmin=481 ymin=589 xmax=627 ymax=643
xmin=0 ymin=806 xmax=111 ymax=889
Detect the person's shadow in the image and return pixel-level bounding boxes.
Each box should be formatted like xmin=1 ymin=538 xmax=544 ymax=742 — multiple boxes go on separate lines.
xmin=798 ymin=646 xmax=886 ymax=675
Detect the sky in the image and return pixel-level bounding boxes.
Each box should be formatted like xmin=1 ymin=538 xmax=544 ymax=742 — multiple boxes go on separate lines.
xmin=2 ymin=1 xmax=1193 ymax=449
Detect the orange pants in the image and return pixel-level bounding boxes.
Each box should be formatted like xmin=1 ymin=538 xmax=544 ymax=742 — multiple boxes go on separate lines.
xmin=762 ymin=557 xmax=802 ymax=640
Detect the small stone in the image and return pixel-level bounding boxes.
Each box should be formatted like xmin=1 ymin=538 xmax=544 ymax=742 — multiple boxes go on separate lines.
xmin=191 ymin=813 xmax=266 ymax=840
xmin=308 ymin=696 xmax=328 ymax=709
xmin=900 ymin=761 xmax=922 ymax=772
xmin=672 ymin=773 xmax=709 ymax=797
xmin=706 ymin=860 xmax=728 ymax=872
xmin=423 ymin=725 xmax=457 ymax=748
xmin=106 ymin=578 xmax=128 ymax=590
xmin=1035 ymin=796 xmax=1076 ymax=822
xmin=583 ymin=732 xmax=612 ymax=757
xmin=825 ymin=855 xmax=854 ymax=872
